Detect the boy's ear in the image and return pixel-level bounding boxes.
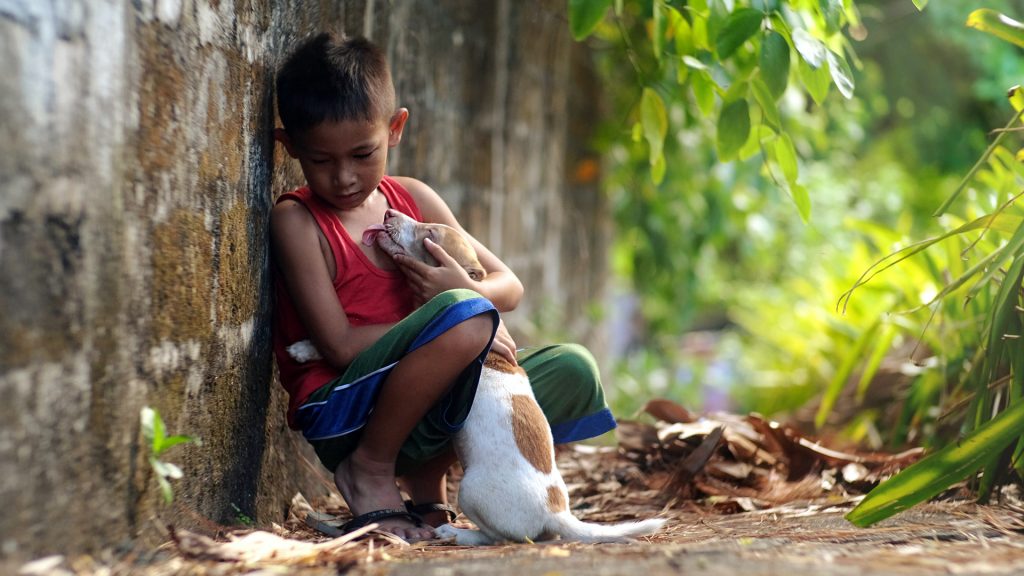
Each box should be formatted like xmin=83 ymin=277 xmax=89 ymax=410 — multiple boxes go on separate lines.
xmin=274 ymin=128 xmax=299 ymax=158
xmin=387 ymin=108 xmax=409 ymax=147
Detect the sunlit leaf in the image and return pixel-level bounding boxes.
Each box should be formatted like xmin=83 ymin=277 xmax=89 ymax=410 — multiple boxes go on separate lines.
xmin=847 ymin=400 xmax=1024 ymax=527
xmin=774 ymin=132 xmax=799 ymax=185
xmin=817 ymin=321 xmax=879 ymax=428
xmin=789 ymin=183 xmax=811 ymax=222
xmin=799 ymin=58 xmax=831 ymax=104
xmin=715 ymin=8 xmax=764 ymax=59
xmin=568 ymin=0 xmax=613 ymax=41
xmin=651 ymin=153 xmax=666 ymax=184
xmin=692 ymin=71 xmax=716 ymax=117
xmin=826 ymin=50 xmax=855 ymax=99
xmin=652 ymin=0 xmax=664 ymax=62
xmin=717 ymin=99 xmax=750 ymax=161
xmin=966 ymin=9 xmax=1024 ymax=49
xmin=912 ymin=0 xmax=929 ymax=10
xmin=856 ymin=323 xmax=897 ymax=402
xmin=1009 ymin=85 xmax=1024 ymax=112
xmin=669 ymin=7 xmax=694 ymax=56
xmin=760 ymin=31 xmax=790 ymax=100
xmin=641 ymin=88 xmax=668 ymax=164
xmin=792 ymin=28 xmax=827 ymax=68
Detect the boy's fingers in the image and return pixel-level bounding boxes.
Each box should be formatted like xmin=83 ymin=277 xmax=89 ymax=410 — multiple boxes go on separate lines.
xmin=423 ymin=238 xmax=459 ymax=268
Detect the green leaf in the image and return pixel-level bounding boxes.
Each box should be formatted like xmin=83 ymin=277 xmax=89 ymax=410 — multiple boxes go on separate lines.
xmin=819 ymin=0 xmax=843 ymax=35
xmin=789 ymin=183 xmax=811 ymax=222
xmin=154 ymin=434 xmax=197 ymax=455
xmin=966 ymin=9 xmax=1024 ymax=49
xmin=692 ymin=71 xmax=716 ymax=117
xmin=670 ymin=7 xmax=694 ymax=56
xmin=651 ymin=154 xmax=666 ymax=185
xmin=652 ymin=0 xmax=664 ymax=62
xmin=846 ymin=400 xmax=1024 ymax=527
xmin=774 ymin=132 xmax=799 ymax=185
xmin=760 ymin=31 xmax=790 ymax=100
xmin=568 ymin=0 xmax=613 ymax=41
xmin=826 ymin=50 xmax=855 ymax=99
xmin=640 ymin=88 xmax=668 ymax=163
xmin=751 ymin=77 xmax=781 ymax=129
xmin=715 ymin=8 xmax=764 ymax=59
xmin=912 ymin=0 xmax=928 ymax=10
xmin=717 ymin=99 xmax=751 ymax=161
xmin=799 ymin=58 xmax=831 ymax=105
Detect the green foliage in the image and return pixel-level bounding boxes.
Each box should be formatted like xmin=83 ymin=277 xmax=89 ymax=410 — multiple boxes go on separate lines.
xmin=574 ymin=0 xmax=1024 ymax=525
xmin=847 ymin=400 xmax=1024 ymax=527
xmin=141 ymin=406 xmax=199 ymax=505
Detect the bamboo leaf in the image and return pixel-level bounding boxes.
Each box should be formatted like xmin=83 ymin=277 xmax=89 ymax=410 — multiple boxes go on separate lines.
xmin=715 ymin=8 xmax=764 ymax=59
xmin=912 ymin=0 xmax=928 ymax=10
xmin=966 ymin=9 xmax=1024 ymax=49
xmin=846 ymin=399 xmax=1024 ymax=527
xmin=717 ymin=99 xmax=751 ymax=161
xmin=568 ymin=0 xmax=613 ymax=41
xmin=816 ymin=322 xmax=880 ymax=428
xmin=856 ymin=323 xmax=897 ymax=402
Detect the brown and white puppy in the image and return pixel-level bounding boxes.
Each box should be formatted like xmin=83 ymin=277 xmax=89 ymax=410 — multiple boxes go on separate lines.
xmin=289 ymin=210 xmax=665 ymax=544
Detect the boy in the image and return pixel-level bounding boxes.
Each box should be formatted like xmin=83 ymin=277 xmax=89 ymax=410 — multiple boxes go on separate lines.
xmin=271 ymin=33 xmax=616 ymax=542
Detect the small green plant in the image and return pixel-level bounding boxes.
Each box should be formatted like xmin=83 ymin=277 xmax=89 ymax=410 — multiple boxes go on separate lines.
xmin=141 ymin=406 xmax=199 ymax=505
xmin=231 ymin=502 xmax=254 ymax=526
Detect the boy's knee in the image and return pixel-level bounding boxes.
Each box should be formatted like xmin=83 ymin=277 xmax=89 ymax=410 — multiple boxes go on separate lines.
xmin=552 ymin=343 xmax=601 ymax=385
xmin=439 ymin=313 xmax=494 ymax=358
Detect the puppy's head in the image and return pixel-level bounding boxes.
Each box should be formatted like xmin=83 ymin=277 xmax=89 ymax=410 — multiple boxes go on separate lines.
xmin=363 ymin=209 xmax=486 ymax=281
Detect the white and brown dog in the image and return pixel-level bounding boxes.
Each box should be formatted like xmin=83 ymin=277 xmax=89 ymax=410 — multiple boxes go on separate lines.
xmin=288 ymin=210 xmax=665 ymax=545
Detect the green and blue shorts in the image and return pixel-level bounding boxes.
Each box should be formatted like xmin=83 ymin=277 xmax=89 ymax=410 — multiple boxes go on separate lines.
xmin=294 ymin=289 xmax=616 ymax=474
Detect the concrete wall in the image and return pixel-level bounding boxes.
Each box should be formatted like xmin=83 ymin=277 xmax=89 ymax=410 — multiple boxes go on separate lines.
xmin=0 ymin=0 xmax=606 ymax=560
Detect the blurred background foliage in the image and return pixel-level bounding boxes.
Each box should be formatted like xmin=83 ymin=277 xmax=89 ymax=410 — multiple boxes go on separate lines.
xmin=577 ymin=0 xmax=1024 ymax=475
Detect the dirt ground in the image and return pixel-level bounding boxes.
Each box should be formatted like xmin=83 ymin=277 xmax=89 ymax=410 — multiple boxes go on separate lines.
xmin=15 ymin=446 xmax=1024 ymax=576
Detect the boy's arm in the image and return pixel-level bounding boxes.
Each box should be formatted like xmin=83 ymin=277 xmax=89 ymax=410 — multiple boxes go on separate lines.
xmin=393 ymin=176 xmax=525 ymax=312
xmin=270 ymin=199 xmax=394 ymax=368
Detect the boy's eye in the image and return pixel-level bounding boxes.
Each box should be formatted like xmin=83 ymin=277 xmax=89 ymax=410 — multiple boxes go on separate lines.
xmin=354 ymin=148 xmax=377 ymax=160
xmin=310 ymin=158 xmax=330 ymax=165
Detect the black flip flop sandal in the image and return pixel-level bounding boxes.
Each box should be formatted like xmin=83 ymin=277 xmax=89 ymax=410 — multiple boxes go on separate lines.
xmin=340 ymin=507 xmax=425 ymax=534
xmin=404 ymin=500 xmax=458 ymax=524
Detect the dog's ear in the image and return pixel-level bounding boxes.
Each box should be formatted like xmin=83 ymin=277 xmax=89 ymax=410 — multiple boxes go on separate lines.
xmin=466 ymin=265 xmax=486 ymax=281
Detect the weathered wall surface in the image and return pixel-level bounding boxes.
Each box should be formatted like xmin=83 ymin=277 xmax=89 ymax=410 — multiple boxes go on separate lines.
xmin=0 ymin=0 xmax=606 ymax=561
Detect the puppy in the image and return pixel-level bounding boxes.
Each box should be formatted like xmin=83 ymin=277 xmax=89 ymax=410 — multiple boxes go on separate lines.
xmin=288 ymin=209 xmax=665 ymax=544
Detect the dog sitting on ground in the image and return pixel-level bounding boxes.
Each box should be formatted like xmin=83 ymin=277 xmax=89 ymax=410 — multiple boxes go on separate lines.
xmin=287 ymin=209 xmax=665 ymax=545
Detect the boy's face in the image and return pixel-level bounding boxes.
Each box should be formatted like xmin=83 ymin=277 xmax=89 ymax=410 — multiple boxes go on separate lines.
xmin=276 ymin=109 xmax=408 ymax=211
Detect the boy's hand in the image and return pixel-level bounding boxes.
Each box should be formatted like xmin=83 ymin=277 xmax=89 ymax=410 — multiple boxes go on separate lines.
xmin=393 ymin=237 xmax=476 ymax=302
xmin=491 ymin=319 xmax=518 ymax=365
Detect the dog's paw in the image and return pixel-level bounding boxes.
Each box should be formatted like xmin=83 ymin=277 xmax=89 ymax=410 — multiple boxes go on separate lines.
xmin=434 ymin=524 xmax=460 ymax=539
xmin=286 ymin=340 xmax=322 ymax=363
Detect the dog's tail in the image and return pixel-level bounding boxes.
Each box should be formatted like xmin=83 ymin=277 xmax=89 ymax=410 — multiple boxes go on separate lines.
xmin=547 ymin=513 xmax=666 ymax=543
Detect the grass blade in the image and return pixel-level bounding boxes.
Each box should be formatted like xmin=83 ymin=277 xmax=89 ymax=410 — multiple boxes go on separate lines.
xmin=846 ymin=399 xmax=1024 ymax=527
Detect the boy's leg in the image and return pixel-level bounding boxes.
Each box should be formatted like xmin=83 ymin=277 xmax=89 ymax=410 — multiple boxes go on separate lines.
xmin=397 ymin=447 xmax=458 ymax=526
xmin=333 ymin=314 xmax=492 ymax=541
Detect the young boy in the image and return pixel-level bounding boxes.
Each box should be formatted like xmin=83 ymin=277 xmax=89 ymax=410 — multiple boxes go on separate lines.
xmin=271 ymin=32 xmax=616 ymax=541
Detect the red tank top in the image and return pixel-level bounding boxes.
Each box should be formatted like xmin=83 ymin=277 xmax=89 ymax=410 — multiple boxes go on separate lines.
xmin=272 ymin=176 xmax=423 ymax=427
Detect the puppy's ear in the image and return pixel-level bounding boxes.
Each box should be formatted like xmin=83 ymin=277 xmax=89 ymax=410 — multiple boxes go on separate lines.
xmin=466 ymin=266 xmax=486 ymax=281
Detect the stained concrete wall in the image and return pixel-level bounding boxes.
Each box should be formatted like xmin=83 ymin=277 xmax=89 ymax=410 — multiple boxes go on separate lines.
xmin=0 ymin=0 xmax=606 ymax=561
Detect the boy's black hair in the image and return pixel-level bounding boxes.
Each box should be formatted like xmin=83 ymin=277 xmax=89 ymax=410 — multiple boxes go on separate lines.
xmin=276 ymin=33 xmax=395 ymax=135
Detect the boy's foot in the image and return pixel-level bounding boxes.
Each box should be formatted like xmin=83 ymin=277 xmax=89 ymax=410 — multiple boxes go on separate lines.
xmin=334 ymin=450 xmax=435 ymax=541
